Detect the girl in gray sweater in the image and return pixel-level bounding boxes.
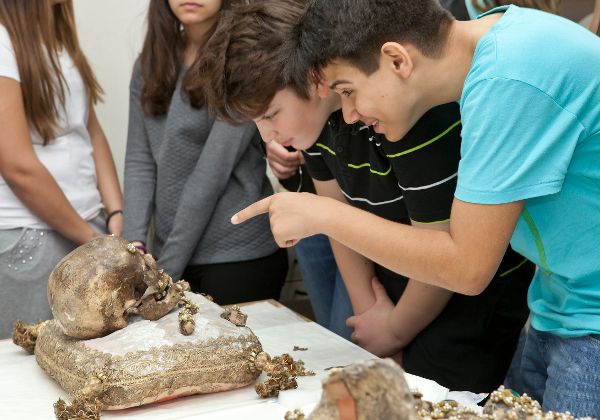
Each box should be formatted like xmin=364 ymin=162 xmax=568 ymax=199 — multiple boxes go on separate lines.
xmin=123 ymin=0 xmax=287 ymax=304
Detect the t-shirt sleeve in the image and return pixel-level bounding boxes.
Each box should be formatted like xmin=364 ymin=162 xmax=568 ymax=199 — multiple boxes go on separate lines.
xmin=456 ymin=77 xmax=585 ymax=204
xmin=0 ymin=26 xmax=20 ymax=82
xmin=302 ymin=126 xmax=335 ymax=181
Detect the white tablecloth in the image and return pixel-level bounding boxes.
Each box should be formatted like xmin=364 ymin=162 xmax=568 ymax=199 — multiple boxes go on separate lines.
xmin=0 ymin=300 xmax=449 ymax=419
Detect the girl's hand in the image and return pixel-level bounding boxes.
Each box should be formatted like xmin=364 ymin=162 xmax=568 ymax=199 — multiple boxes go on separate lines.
xmin=107 ymin=212 xmax=123 ymax=236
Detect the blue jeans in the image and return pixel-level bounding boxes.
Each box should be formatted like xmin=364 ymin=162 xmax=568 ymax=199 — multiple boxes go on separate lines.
xmin=505 ymin=326 xmax=600 ymax=417
xmin=294 ymin=234 xmax=353 ymax=340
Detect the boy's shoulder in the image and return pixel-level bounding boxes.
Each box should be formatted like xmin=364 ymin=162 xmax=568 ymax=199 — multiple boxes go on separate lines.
xmin=467 ymin=6 xmax=598 ymax=86
xmin=462 ymin=6 xmax=600 ymax=121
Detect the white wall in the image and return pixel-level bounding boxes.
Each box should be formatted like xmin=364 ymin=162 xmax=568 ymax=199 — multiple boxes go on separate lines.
xmin=74 ymin=0 xmax=150 ymax=185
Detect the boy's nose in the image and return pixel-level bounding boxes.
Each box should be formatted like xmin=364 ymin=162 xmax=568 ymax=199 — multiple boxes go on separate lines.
xmin=257 ymin=124 xmax=276 ymax=143
xmin=341 ymin=103 xmax=361 ymax=125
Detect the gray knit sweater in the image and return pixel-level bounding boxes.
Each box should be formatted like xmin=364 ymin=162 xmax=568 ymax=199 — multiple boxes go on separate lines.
xmin=123 ymin=63 xmax=277 ymax=280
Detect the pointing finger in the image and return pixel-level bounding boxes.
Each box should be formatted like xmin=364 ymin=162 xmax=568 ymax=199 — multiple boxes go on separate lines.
xmin=231 ymin=196 xmax=272 ymax=225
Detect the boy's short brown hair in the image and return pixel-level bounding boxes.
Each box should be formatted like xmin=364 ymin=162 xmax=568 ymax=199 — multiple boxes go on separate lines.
xmin=188 ymin=0 xmax=310 ymax=124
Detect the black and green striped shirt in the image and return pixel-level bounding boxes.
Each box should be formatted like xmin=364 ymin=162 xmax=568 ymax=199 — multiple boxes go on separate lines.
xmin=303 ymin=103 xmax=462 ymax=225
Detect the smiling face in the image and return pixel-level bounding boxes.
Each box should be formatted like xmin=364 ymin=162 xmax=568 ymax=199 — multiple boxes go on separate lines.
xmin=253 ymin=87 xmax=338 ymax=151
xmin=167 ymin=0 xmax=222 ymax=26
xmin=322 ymin=49 xmax=423 ymax=142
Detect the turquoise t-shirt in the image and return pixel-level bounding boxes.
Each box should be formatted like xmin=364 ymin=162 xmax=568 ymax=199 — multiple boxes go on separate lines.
xmin=456 ymin=6 xmax=600 ymax=337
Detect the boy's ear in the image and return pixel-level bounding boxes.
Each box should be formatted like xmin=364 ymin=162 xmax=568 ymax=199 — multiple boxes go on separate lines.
xmin=309 ymin=69 xmax=330 ymax=98
xmin=380 ymin=42 xmax=413 ymax=79
xmin=315 ymin=80 xmax=330 ymax=98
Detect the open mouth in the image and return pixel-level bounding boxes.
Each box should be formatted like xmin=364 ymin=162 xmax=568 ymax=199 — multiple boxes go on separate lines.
xmin=359 ymin=120 xmax=380 ymax=133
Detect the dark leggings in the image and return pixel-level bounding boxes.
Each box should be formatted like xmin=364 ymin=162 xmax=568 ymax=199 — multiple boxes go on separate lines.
xmin=182 ymin=248 xmax=288 ymax=305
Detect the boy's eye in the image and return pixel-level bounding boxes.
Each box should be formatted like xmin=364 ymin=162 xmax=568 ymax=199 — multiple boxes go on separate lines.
xmin=263 ymin=111 xmax=278 ymax=121
xmin=341 ymin=89 xmax=353 ymax=97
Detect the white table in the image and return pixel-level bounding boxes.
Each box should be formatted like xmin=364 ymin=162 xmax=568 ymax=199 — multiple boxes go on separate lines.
xmin=0 ymin=300 xmax=449 ymax=419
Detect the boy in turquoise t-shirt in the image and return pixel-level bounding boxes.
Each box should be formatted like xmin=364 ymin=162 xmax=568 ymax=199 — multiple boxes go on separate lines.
xmin=231 ymin=1 xmax=600 ymax=416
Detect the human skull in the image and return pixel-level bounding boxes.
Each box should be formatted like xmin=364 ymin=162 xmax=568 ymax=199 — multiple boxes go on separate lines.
xmin=48 ymin=236 xmax=188 ymax=339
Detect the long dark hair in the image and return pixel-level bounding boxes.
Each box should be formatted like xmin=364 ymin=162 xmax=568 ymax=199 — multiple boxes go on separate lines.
xmin=139 ymin=0 xmax=233 ymax=116
xmin=0 ymin=0 xmax=103 ymax=144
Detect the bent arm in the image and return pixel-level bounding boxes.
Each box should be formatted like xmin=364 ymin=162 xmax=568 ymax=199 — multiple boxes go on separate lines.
xmin=158 ymin=122 xmax=258 ymax=280
xmin=346 ymin=220 xmax=454 ymax=356
xmin=266 ymin=141 xmax=302 ymax=180
xmin=313 ymin=179 xmax=376 ymax=314
xmin=386 ymin=220 xmax=454 ymax=347
xmin=0 ymin=77 xmax=97 ymax=244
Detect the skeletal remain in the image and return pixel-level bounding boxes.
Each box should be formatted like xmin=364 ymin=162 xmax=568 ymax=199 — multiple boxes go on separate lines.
xmin=47 ymin=236 xmax=189 ymax=339
xmin=178 ymin=297 xmax=199 ymax=335
xmin=221 ymin=305 xmax=247 ymax=327
xmin=249 ymin=351 xmax=315 ymax=398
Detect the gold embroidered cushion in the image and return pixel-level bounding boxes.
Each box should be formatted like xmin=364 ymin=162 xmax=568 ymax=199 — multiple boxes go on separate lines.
xmin=33 ymin=293 xmax=262 ymax=410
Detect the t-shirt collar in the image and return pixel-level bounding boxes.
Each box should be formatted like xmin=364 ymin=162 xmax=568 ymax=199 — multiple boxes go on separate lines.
xmin=476 ymin=5 xmax=512 ymax=20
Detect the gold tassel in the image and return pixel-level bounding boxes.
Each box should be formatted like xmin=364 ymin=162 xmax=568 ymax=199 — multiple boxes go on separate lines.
xmin=12 ymin=320 xmax=46 ymax=354
xmin=54 ymin=397 xmax=102 ymax=420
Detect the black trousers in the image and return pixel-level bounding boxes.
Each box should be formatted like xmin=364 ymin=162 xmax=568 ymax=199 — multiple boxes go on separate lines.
xmin=182 ymin=248 xmax=288 ymax=305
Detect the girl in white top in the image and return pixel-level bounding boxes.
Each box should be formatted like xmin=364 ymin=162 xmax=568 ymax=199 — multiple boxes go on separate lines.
xmin=0 ymin=0 xmax=122 ymax=338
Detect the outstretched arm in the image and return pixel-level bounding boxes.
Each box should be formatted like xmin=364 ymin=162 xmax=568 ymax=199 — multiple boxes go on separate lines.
xmin=231 ymin=192 xmax=521 ymax=295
